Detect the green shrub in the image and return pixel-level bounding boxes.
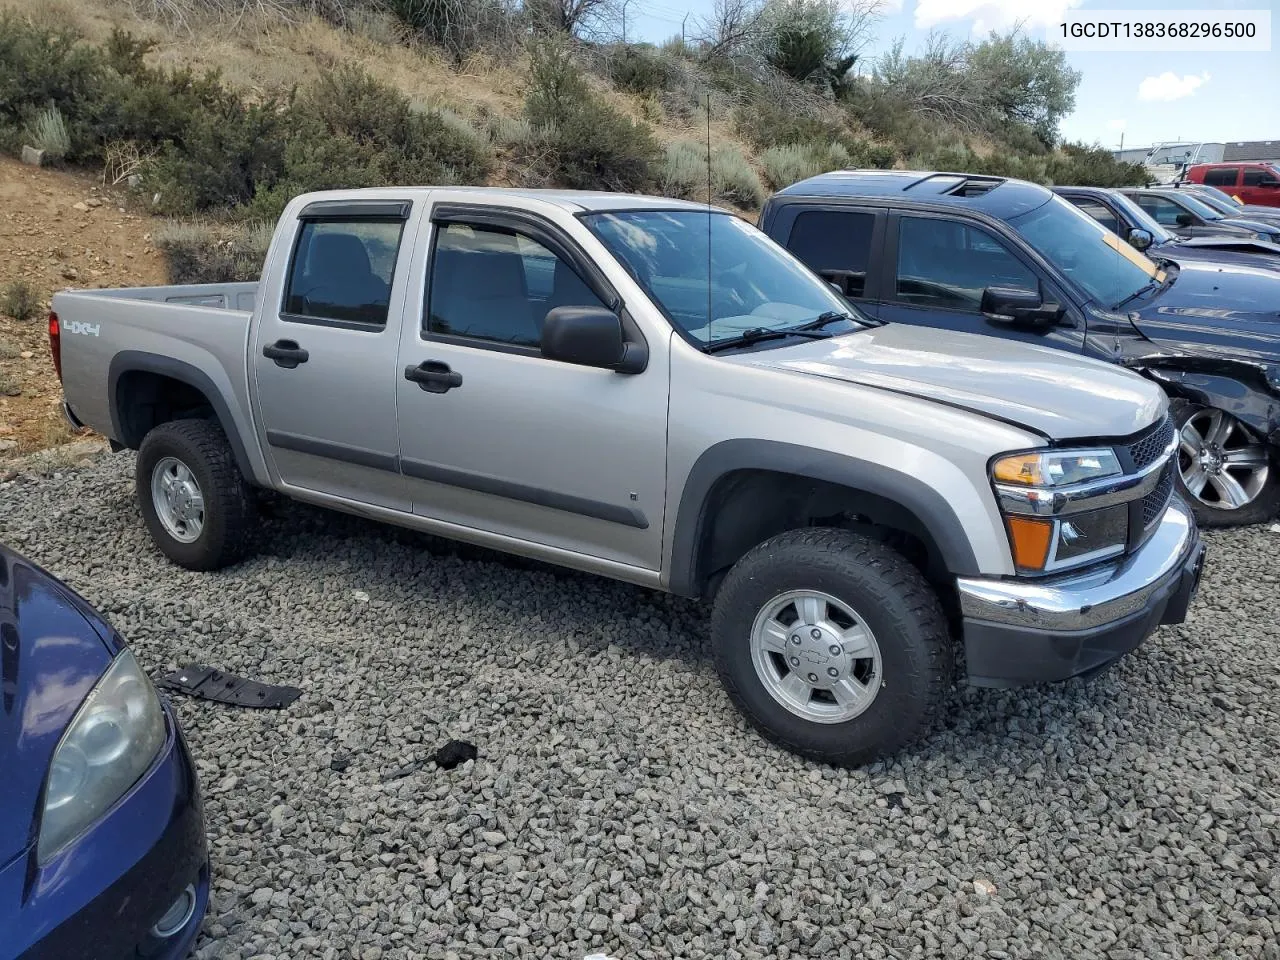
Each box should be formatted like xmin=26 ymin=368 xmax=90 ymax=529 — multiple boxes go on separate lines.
xmin=487 ymin=114 xmax=536 ymax=148
xmin=23 ymin=105 xmax=70 ymax=160
xmin=0 ymin=374 xmax=21 ymax=398
xmin=0 ymin=14 xmax=103 ymax=159
xmin=658 ymin=139 xmax=705 ymax=200
xmin=153 ymin=220 xmax=274 ymax=284
xmin=1046 ymin=142 xmax=1147 ymax=187
xmin=711 ymin=144 xmax=764 ymax=207
xmin=246 ymin=67 xmax=491 ymax=221
xmin=1 ymin=280 xmax=41 ymax=321
xmin=759 ymin=141 xmax=850 ymax=189
xmin=524 ymin=41 xmax=657 ymax=192
xmin=0 ymin=338 xmax=20 ymax=360
xmin=604 ymin=44 xmax=677 ymax=97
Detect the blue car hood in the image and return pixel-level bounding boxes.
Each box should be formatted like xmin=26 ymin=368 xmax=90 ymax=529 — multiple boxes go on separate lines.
xmin=0 ymin=546 xmax=118 ymax=867
xmin=1130 ymin=260 xmax=1280 ymax=364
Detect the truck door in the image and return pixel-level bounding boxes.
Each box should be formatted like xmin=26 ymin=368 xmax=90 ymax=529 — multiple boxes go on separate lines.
xmin=393 ymin=201 xmax=669 ymax=572
xmin=251 ymin=199 xmax=414 ymax=511
xmin=1241 ymin=165 xmax=1280 ymax=206
xmin=876 ymin=212 xmax=1086 ymax=352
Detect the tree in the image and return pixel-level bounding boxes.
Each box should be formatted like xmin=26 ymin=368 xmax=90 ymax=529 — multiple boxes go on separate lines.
xmin=525 ymin=0 xmax=619 ymax=38
xmin=967 ymin=26 xmax=1080 ymax=146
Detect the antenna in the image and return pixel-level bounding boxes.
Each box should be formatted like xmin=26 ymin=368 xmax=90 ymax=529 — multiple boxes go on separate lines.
xmin=706 ymin=92 xmax=713 ymax=343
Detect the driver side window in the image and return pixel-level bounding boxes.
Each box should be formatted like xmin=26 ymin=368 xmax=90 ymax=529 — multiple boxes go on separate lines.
xmin=1134 ymin=196 xmax=1185 ymax=227
xmin=282 ymin=219 xmax=404 ymax=328
xmin=895 ymin=217 xmax=1036 ymax=312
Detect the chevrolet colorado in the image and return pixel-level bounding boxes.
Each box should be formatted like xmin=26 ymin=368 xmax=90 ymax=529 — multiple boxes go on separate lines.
xmin=50 ymin=187 xmax=1205 ymax=765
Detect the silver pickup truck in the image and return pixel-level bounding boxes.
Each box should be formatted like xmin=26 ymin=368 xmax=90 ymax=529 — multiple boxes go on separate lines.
xmin=50 ymin=187 xmax=1206 ymax=765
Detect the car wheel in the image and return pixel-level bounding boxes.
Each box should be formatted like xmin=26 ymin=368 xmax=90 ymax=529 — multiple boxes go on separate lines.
xmin=1172 ymin=400 xmax=1280 ymax=527
xmin=136 ymin=419 xmax=256 ymax=570
xmin=711 ymin=528 xmax=952 ymax=767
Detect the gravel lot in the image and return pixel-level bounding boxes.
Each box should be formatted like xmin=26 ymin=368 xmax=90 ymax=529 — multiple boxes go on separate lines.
xmin=3 ymin=452 xmax=1278 ymax=960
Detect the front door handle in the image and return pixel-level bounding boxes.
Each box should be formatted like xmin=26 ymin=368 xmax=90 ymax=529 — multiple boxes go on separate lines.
xmin=263 ymin=339 xmax=309 ymax=369
xmin=405 ymin=359 xmax=463 ymax=393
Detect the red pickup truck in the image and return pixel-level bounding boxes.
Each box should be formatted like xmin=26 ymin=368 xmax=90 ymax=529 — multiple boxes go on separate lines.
xmin=1185 ymin=161 xmax=1280 ymax=207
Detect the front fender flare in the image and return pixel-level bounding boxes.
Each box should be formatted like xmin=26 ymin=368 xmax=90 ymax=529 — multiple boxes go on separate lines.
xmin=665 ymin=439 xmax=983 ymax=597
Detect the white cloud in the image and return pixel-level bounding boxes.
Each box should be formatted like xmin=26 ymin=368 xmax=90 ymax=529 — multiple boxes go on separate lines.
xmin=913 ymin=0 xmax=1082 ymax=33
xmin=1137 ymin=71 xmax=1210 ymax=102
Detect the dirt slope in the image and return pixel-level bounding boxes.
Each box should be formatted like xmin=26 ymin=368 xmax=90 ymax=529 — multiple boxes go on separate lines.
xmin=0 ymin=156 xmax=165 ymax=457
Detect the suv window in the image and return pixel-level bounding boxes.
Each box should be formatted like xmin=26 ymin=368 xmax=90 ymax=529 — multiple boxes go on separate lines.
xmin=786 ymin=210 xmax=874 ymax=297
xmin=1069 ymin=198 xmax=1121 ymax=234
xmin=895 ymin=217 xmax=1036 ymax=310
xmin=427 ymin=221 xmax=606 ymax=348
xmin=1242 ymin=168 xmax=1268 ymax=187
xmin=1133 ymin=194 xmax=1190 ymax=227
xmin=1204 ymin=167 xmax=1238 ymax=187
xmin=283 ymin=219 xmax=404 ymax=327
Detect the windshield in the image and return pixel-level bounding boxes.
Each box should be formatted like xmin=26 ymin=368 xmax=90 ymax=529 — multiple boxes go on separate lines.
xmin=1010 ymin=195 xmax=1166 ymax=308
xmin=1169 ymin=193 xmax=1227 ymax=221
xmin=583 ymin=210 xmax=859 ymax=346
xmin=1109 ymin=191 xmax=1175 ymax=243
xmin=1194 ymin=189 xmax=1240 ymax=211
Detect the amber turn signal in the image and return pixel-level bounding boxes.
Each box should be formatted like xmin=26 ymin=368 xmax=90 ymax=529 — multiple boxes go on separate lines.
xmin=1005 ymin=516 xmax=1053 ymax=571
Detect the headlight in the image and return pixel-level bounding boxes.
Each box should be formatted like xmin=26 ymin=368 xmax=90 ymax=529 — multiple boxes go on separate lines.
xmin=993 ymin=447 xmax=1129 ymax=574
xmin=992 ymin=448 xmax=1121 ymax=487
xmin=39 ymin=650 xmax=166 ymax=862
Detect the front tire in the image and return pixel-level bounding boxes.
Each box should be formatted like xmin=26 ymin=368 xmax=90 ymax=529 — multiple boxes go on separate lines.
xmin=1172 ymin=399 xmax=1279 ymax=527
xmin=136 ymin=419 xmax=256 ymax=570
xmin=711 ymin=528 xmax=952 ymax=767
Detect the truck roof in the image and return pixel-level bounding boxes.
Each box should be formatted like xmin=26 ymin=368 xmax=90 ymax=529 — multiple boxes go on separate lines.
xmin=291 ymin=186 xmax=716 ymax=215
xmin=773 ymin=169 xmax=1054 ymax=220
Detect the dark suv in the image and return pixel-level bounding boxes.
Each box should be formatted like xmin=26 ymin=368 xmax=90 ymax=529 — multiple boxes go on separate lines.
xmin=760 ymin=170 xmax=1280 ymax=527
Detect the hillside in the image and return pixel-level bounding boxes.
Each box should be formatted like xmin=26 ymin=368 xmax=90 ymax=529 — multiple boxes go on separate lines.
xmin=0 ymin=155 xmax=165 ymax=457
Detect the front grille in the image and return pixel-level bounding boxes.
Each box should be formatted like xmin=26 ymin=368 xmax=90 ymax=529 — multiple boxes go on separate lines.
xmin=1126 ymin=415 xmax=1175 ymax=472
xmin=1142 ymin=461 xmax=1175 ymax=529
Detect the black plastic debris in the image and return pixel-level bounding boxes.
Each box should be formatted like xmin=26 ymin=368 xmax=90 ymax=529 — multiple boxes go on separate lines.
xmin=159 ymin=664 xmax=301 ymax=709
xmin=433 ymin=739 xmax=477 ymax=770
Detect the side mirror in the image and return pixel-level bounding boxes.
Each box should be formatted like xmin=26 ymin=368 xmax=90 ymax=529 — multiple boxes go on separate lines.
xmin=1175 ymin=212 xmax=1194 ymax=227
xmin=980 ymin=286 xmax=1062 ymax=327
xmin=541 ymin=306 xmax=647 ymax=373
xmin=1127 ymin=227 xmax=1154 ymax=251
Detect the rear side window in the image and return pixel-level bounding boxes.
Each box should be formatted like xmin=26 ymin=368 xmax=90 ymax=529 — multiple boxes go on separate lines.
xmin=1069 ymin=199 xmax=1121 ymax=234
xmin=283 ymin=219 xmax=405 ymax=327
xmin=894 ymin=217 xmax=1036 ymax=311
xmin=786 ymin=210 xmax=875 ymax=297
xmin=1243 ymin=169 xmax=1267 ymax=186
xmin=1204 ymin=167 xmax=1238 ymax=187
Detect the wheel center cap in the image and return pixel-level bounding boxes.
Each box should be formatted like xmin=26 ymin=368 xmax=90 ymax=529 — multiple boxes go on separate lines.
xmin=787 ymin=623 xmax=844 ymax=686
xmin=1199 ymin=449 xmax=1222 ymax=473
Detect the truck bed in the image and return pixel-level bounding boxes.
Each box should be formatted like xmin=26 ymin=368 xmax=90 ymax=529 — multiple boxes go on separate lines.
xmin=66 ymin=281 xmax=260 ymax=311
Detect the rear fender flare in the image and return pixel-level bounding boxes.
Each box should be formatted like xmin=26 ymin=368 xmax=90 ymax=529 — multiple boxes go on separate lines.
xmin=108 ymin=351 xmax=259 ymax=482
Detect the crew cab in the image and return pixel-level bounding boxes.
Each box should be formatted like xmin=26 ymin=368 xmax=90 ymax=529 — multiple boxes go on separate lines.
xmin=761 ymin=170 xmax=1280 ymax=527
xmin=1052 ymin=185 xmax=1280 ymax=269
xmin=51 ymin=187 xmax=1204 ymax=766
xmin=1185 ymin=161 xmax=1280 ymax=208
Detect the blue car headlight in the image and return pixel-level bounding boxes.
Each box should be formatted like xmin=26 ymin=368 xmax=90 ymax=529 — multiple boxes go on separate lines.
xmin=38 ymin=650 xmax=166 ymax=863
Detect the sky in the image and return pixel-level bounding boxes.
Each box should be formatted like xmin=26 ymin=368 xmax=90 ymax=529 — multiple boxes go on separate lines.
xmin=627 ymin=0 xmax=1280 ymax=149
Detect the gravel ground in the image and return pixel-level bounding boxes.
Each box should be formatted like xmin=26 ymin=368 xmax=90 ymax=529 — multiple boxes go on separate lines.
xmin=3 ymin=453 xmax=1278 ymax=960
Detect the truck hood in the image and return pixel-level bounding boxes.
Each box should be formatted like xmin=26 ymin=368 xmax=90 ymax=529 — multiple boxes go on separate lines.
xmin=0 ymin=546 xmax=115 ymax=868
xmin=735 ymin=324 xmax=1165 ymax=439
xmin=1130 ymin=260 xmax=1280 ymax=364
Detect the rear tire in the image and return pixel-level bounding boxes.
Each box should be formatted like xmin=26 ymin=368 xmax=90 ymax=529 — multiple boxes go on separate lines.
xmin=711 ymin=528 xmax=952 ymax=767
xmin=136 ymin=419 xmax=255 ymax=570
xmin=1171 ymin=399 xmax=1279 ymax=528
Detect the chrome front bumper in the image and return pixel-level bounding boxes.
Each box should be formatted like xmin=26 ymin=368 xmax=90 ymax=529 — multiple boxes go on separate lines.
xmin=956 ymin=499 xmax=1205 ymax=686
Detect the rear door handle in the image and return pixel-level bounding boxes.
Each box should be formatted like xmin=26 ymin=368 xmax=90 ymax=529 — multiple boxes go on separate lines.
xmin=405 ymin=360 xmax=463 ymax=393
xmin=263 ymin=339 xmax=309 ymax=369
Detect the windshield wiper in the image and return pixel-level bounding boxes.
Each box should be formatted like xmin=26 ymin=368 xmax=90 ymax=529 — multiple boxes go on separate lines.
xmin=703 ymin=326 xmax=832 ymax=354
xmin=794 ymin=309 xmax=883 ymax=331
xmin=1112 ymin=275 xmax=1168 ymax=311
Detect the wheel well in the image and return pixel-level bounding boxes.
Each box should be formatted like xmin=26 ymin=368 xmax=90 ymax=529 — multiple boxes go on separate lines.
xmin=114 ymin=371 xmax=218 ymax=449
xmin=691 ymin=469 xmax=957 ymax=611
